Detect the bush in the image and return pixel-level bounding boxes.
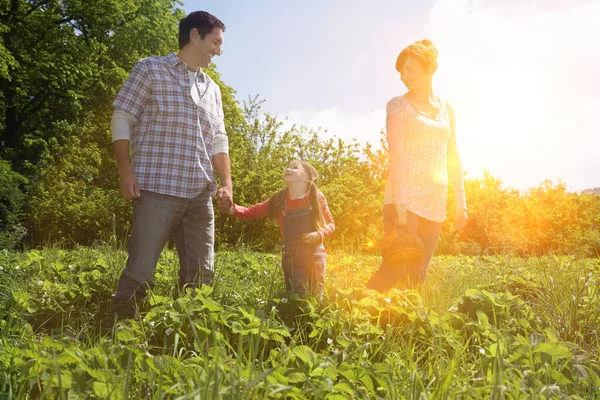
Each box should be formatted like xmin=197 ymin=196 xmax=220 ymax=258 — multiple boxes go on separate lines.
xmin=0 ymin=159 xmax=27 ymax=249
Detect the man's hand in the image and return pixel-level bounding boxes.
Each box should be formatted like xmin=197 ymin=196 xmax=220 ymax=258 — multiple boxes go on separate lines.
xmin=216 ymin=186 xmax=233 ymax=213
xmin=455 ymin=209 xmax=468 ymax=230
xmin=119 ymin=168 xmax=140 ymax=200
xmin=301 ymin=232 xmax=321 ymax=244
xmin=114 ymin=140 xmax=139 ymax=200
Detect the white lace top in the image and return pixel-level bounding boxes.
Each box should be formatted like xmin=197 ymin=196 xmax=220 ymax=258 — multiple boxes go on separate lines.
xmin=383 ymin=95 xmax=466 ymax=222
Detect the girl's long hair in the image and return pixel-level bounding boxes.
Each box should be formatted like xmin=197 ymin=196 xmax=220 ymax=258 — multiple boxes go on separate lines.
xmin=268 ymin=161 xmax=327 ymax=232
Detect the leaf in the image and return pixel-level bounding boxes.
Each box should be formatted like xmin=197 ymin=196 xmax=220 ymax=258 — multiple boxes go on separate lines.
xmin=332 ymin=382 xmax=357 ymax=396
xmin=116 ymin=328 xmax=137 ymax=343
xmin=286 ymin=371 xmax=307 ymax=384
xmin=93 ymin=382 xmax=109 ymax=398
xmin=533 ymin=342 xmax=571 ymax=360
xmin=291 ymin=346 xmax=316 ymax=369
xmin=336 ymin=337 xmax=352 ymax=348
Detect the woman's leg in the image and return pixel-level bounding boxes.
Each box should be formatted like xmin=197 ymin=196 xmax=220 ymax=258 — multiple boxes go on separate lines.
xmin=365 ymin=204 xmax=406 ymax=292
xmin=405 ymin=212 xmax=442 ymax=285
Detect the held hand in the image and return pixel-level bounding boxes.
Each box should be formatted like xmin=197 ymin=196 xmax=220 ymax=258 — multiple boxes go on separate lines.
xmin=119 ymin=169 xmax=140 ymax=200
xmin=301 ymin=232 xmax=321 ymax=244
xmin=395 ymin=203 xmax=408 ymax=226
xmin=454 ymin=209 xmax=468 ymax=230
xmin=216 ymin=186 xmax=233 ymax=213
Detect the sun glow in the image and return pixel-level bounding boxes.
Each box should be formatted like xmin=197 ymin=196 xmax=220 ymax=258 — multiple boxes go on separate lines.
xmin=428 ymin=0 xmax=600 ymax=190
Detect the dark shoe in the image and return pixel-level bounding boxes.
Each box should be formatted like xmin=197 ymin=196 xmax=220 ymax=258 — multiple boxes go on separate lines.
xmin=112 ymin=297 xmax=138 ymax=320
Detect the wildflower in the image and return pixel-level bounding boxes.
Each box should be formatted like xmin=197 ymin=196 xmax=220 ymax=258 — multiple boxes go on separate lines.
xmin=281 ymin=297 xmax=288 ymax=304
xmin=165 ymin=328 xmax=174 ymax=336
xmin=541 ymin=384 xmax=559 ymax=395
xmin=15 ymin=266 xmax=20 ymax=270
xmin=37 ymin=281 xmax=44 ymax=286
xmin=149 ymin=321 xmax=155 ymax=328
xmin=0 ymin=265 xmax=3 ymax=271
xmin=385 ymin=298 xmax=391 ymax=304
xmin=479 ymin=347 xmax=485 ymax=355
xmin=448 ymin=306 xmax=458 ymax=312
xmin=327 ymin=338 xmax=333 ymax=345
xmin=69 ymin=265 xmax=75 ymax=272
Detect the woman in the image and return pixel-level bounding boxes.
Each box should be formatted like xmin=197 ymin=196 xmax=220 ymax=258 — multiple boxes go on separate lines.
xmin=366 ymin=39 xmax=468 ymax=292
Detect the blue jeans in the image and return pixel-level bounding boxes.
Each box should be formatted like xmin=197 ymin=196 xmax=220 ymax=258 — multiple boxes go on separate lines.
xmin=366 ymin=205 xmax=442 ymax=292
xmin=114 ymin=189 xmax=214 ymax=306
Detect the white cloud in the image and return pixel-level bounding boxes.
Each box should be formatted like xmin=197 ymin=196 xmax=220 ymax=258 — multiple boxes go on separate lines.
xmin=279 ymin=107 xmax=386 ymax=148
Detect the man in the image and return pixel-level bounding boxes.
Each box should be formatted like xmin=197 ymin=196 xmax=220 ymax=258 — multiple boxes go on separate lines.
xmin=111 ymin=11 xmax=232 ymax=318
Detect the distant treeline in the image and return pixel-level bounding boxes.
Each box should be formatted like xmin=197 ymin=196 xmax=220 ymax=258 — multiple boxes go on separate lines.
xmin=1 ymin=1 xmax=599 ymax=256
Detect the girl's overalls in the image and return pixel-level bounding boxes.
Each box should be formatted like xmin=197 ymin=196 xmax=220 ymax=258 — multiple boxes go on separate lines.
xmin=281 ymin=197 xmax=326 ymax=297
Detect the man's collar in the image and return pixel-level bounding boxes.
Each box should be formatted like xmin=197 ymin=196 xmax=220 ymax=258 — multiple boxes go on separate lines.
xmin=167 ymin=52 xmax=183 ymax=67
xmin=169 ymin=52 xmax=205 ymax=75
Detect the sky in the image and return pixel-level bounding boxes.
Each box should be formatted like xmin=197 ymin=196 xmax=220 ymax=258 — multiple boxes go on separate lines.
xmin=182 ymin=0 xmax=600 ymax=191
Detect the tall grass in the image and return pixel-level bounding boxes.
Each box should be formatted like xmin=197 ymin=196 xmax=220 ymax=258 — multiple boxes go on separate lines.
xmin=0 ymin=246 xmax=598 ymax=399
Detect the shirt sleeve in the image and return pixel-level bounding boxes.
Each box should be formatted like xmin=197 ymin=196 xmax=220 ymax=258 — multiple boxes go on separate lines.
xmin=212 ymin=85 xmax=229 ymax=155
xmin=113 ymin=59 xmax=152 ymax=119
xmin=232 ymin=198 xmax=270 ymax=219
xmin=317 ymin=191 xmax=335 ymax=241
xmin=446 ymin=101 xmax=467 ymax=211
xmin=110 ymin=110 xmax=136 ymax=142
xmin=386 ymin=97 xmax=408 ymax=206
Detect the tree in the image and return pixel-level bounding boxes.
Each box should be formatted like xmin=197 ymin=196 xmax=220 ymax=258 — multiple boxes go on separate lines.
xmin=0 ymin=158 xmax=27 ymax=249
xmin=1 ymin=0 xmax=185 ymax=245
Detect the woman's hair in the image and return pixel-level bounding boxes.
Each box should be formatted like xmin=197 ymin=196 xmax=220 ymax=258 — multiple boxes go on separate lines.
xmin=268 ymin=161 xmax=327 ymax=232
xmin=395 ymin=39 xmax=438 ymax=74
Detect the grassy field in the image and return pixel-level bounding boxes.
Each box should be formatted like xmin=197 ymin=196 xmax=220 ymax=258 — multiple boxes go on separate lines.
xmin=0 ymin=246 xmax=599 ymax=399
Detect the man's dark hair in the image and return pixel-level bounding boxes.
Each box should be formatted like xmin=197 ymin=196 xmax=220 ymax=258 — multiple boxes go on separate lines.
xmin=179 ymin=11 xmax=225 ymax=49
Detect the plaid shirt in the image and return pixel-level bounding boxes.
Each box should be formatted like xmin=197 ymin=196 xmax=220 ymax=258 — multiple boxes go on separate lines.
xmin=113 ymin=52 xmax=227 ymax=198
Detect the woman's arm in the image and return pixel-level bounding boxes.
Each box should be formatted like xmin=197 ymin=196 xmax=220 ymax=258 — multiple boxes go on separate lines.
xmin=446 ymin=102 xmax=467 ymax=211
xmin=446 ymin=102 xmax=468 ymax=230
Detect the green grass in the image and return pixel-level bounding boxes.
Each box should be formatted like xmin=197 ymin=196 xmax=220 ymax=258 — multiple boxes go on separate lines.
xmin=0 ymin=246 xmax=599 ymax=399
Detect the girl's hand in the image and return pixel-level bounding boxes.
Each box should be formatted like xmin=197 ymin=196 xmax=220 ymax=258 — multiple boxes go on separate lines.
xmin=301 ymin=232 xmax=321 ymax=244
xmin=455 ymin=209 xmax=468 ymax=230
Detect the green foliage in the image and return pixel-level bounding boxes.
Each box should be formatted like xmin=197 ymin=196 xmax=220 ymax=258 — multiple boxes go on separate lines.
xmin=0 ymin=159 xmax=27 ymax=249
xmin=1 ymin=0 xmax=185 ymax=245
xmin=27 ymin=134 xmax=131 ymax=245
xmin=439 ymin=173 xmax=600 ymax=257
xmin=0 ymin=248 xmax=599 ymax=398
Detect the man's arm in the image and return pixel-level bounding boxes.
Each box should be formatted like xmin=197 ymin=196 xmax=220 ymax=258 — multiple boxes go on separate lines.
xmin=112 ymin=59 xmax=151 ymax=200
xmin=114 ymin=139 xmax=140 ymax=200
xmin=213 ymin=152 xmax=233 ymax=212
xmin=211 ymin=85 xmax=233 ymax=213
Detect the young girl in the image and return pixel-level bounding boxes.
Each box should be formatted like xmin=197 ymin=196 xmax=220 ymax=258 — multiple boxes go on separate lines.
xmin=228 ymin=160 xmax=335 ymax=297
